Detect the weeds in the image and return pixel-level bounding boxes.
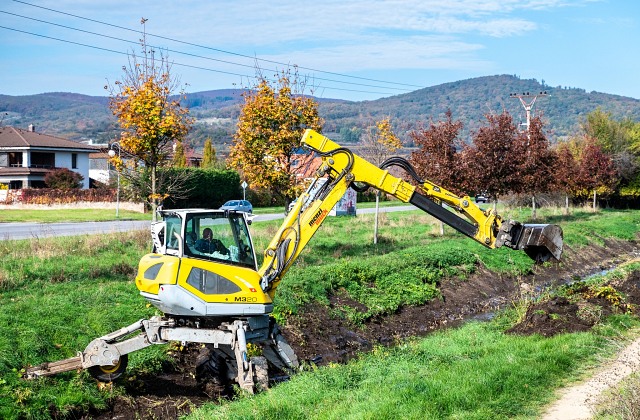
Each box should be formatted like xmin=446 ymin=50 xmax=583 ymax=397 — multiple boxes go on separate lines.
xmin=595 ymin=371 xmax=640 ymax=419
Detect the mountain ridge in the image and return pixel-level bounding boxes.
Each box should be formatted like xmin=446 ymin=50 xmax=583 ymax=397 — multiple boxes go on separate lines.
xmin=1 ymin=74 xmax=639 ymax=147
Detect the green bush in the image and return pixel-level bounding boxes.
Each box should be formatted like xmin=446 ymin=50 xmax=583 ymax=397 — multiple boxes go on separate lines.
xmin=163 ymin=167 xmax=241 ymax=209
xmin=273 ymin=243 xmax=478 ymax=324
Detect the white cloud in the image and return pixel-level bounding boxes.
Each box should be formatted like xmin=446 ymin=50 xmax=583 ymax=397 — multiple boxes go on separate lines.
xmin=266 ymin=36 xmax=490 ymax=72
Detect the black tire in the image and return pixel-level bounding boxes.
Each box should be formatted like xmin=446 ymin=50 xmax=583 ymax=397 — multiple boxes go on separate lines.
xmin=195 ymin=346 xmax=229 ymax=387
xmin=88 ymin=354 xmax=128 ymax=382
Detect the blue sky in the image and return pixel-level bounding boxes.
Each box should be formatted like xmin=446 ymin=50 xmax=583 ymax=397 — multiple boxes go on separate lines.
xmin=1 ymin=0 xmax=638 ymax=102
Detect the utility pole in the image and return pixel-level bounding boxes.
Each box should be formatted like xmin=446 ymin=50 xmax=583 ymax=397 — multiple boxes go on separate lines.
xmin=509 ymin=91 xmax=547 ymax=133
xmin=509 ymin=91 xmax=548 ymax=220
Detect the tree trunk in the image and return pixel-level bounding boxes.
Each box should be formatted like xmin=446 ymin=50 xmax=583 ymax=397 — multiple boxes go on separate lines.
xmin=593 ymin=189 xmax=597 ymax=211
xmin=151 ymin=166 xmax=157 ymax=222
xmin=439 ymin=221 xmax=444 ymax=236
xmin=565 ymin=194 xmax=569 ymax=215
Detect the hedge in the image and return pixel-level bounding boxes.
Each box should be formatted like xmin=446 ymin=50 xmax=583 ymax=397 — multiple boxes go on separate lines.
xmin=163 ymin=167 xmax=242 ymax=209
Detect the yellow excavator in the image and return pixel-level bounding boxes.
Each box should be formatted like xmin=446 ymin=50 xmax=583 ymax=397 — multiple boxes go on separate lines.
xmin=25 ymin=129 xmax=563 ymax=392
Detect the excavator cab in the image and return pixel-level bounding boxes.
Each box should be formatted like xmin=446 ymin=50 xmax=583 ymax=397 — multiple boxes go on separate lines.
xmin=151 ymin=209 xmax=257 ymax=269
xmin=137 ymin=209 xmax=273 ymax=317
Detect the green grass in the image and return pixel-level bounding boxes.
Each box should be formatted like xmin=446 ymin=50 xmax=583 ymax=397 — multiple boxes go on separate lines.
xmin=0 ymin=231 xmax=166 ymax=419
xmin=188 ymin=318 xmax=640 ymax=420
xmin=0 ymin=200 xmax=408 ymax=223
xmin=2 ymin=207 xmax=640 ymax=418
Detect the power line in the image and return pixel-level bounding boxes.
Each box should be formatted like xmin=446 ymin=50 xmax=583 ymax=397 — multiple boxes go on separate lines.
xmin=0 ymin=25 xmax=403 ymax=96
xmin=11 ymin=0 xmax=424 ymax=90
xmin=0 ymin=10 xmax=414 ymax=93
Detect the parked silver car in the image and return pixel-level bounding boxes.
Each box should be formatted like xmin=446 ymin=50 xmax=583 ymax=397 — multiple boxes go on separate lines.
xmin=220 ymin=200 xmax=253 ymax=213
xmin=475 ymin=192 xmax=490 ymax=204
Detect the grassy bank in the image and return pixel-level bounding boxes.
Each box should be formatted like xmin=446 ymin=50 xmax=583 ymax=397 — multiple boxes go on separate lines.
xmin=1 ymin=208 xmax=640 ymax=418
xmin=0 ymin=209 xmax=150 ymax=223
xmin=189 ymin=316 xmax=640 ymax=419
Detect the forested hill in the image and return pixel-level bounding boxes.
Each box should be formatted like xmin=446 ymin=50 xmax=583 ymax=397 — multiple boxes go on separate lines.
xmin=320 ymin=74 xmax=640 ymax=142
xmin=1 ymin=75 xmax=639 ymax=148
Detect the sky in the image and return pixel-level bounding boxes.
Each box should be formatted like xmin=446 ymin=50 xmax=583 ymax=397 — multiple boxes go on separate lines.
xmin=0 ymin=0 xmax=639 ymax=102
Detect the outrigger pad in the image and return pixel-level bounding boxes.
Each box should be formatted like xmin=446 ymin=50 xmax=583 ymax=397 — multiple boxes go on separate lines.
xmin=516 ymin=223 xmax=564 ymax=262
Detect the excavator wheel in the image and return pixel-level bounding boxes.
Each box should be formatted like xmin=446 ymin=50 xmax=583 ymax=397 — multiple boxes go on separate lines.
xmin=195 ymin=345 xmax=230 ymax=394
xmin=252 ymin=356 xmax=269 ymax=391
xmin=88 ymin=354 xmax=128 ymax=382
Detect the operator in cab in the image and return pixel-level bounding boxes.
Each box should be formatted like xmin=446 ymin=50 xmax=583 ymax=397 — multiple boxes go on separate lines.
xmin=195 ymin=228 xmax=230 ymax=255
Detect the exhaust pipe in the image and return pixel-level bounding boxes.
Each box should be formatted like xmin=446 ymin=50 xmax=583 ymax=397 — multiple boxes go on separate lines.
xmin=496 ymin=221 xmax=563 ymax=262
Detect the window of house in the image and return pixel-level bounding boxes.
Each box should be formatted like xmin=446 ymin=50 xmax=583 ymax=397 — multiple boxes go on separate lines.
xmin=72 ymin=153 xmax=78 ymax=169
xmin=30 ymin=152 xmax=55 ymax=168
xmin=8 ymin=152 xmax=22 ymax=167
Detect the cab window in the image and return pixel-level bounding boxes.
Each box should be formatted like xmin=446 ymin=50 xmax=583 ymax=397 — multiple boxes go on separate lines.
xmin=165 ymin=214 xmax=182 ymax=252
xmin=183 ymin=212 xmax=256 ymax=269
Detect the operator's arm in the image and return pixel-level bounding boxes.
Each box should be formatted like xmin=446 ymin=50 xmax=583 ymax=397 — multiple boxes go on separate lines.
xmin=257 ymin=129 xmax=563 ymax=298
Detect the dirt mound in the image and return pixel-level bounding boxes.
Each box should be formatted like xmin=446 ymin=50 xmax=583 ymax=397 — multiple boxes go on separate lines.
xmin=508 ymin=267 xmax=640 ymax=337
xmin=92 ymin=239 xmax=639 ymax=419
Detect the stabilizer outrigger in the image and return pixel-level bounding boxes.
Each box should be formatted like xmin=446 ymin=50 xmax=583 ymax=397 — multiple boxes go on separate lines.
xmin=25 ymin=315 xmax=298 ymax=393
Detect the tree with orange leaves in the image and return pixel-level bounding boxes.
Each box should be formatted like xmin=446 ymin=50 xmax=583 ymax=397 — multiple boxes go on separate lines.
xmin=229 ymin=69 xmax=323 ymax=207
xmin=106 ymin=19 xmax=193 ymax=219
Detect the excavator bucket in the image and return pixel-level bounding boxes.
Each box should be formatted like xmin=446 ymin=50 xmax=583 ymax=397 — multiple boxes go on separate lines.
xmin=496 ymin=221 xmax=563 ymax=262
xmin=515 ymin=223 xmax=564 ymax=262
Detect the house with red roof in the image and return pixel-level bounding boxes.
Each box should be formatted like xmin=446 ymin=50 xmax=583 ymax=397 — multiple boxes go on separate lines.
xmin=0 ymin=125 xmax=98 ymax=189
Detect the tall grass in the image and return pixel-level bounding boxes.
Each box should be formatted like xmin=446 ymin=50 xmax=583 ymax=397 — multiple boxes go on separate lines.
xmin=0 ymin=231 xmax=163 ymax=419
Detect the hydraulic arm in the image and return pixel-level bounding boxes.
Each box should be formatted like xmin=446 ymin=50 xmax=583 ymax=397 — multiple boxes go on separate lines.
xmin=258 ymin=129 xmax=563 ymax=297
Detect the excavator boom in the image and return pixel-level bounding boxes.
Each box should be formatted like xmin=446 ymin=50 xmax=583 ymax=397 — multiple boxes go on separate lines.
xmin=257 ymin=130 xmax=563 ymax=295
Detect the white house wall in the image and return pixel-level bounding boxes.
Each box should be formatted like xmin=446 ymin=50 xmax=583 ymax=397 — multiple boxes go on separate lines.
xmin=53 ymin=151 xmax=90 ymax=188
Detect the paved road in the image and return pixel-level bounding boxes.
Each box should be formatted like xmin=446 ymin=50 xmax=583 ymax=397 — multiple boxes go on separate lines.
xmin=0 ymin=220 xmax=152 ymax=240
xmin=0 ymin=205 xmax=417 ymax=240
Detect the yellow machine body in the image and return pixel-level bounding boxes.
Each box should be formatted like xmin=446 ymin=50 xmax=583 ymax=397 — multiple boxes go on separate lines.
xmin=135 ymin=209 xmax=273 ymax=316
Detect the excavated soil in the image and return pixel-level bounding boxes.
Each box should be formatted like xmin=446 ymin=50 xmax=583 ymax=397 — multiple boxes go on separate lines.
xmin=88 ymin=239 xmax=640 ymax=419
